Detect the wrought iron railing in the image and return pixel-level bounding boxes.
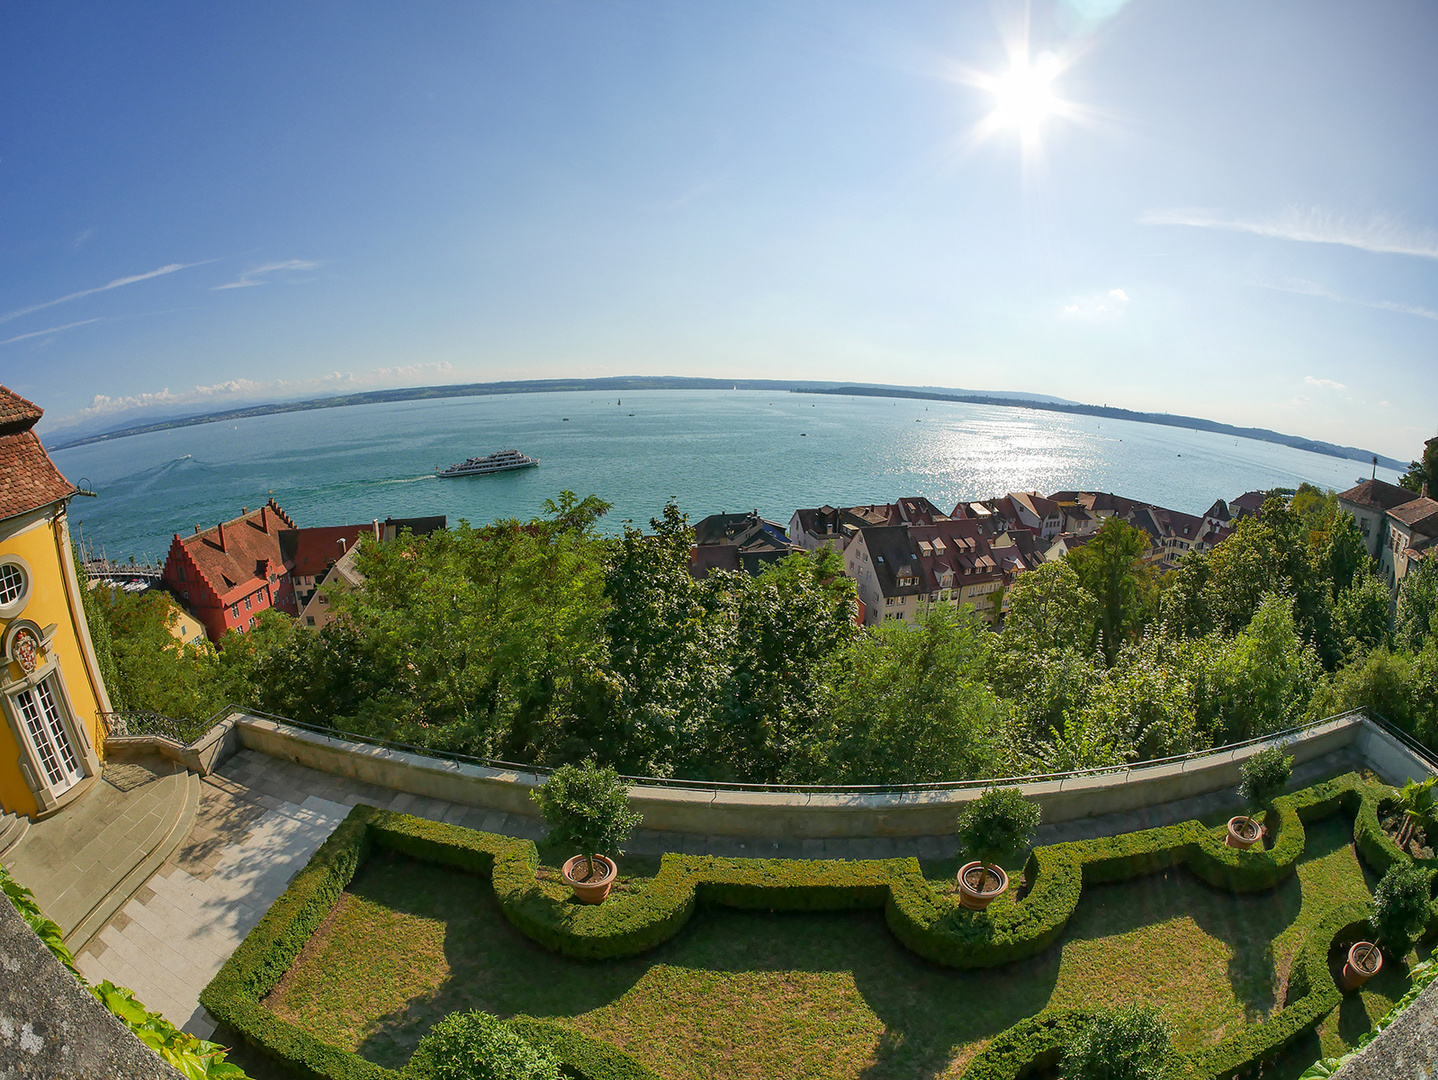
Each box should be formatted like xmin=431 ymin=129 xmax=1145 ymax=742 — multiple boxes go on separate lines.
xmin=209 ymin=704 xmax=1378 ymax=795
xmin=100 ymin=710 xmax=217 ymax=748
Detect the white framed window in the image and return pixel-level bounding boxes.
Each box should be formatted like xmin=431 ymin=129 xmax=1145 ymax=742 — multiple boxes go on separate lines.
xmin=0 ymin=557 xmax=31 ymax=619
xmin=12 ymin=674 xmax=85 ymax=798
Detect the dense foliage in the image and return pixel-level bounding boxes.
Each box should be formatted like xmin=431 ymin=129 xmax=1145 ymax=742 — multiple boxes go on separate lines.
xmin=407 ymin=1010 xmax=562 ymax=1080
xmin=1237 ymin=746 xmax=1293 ymax=814
xmin=1061 ymin=1003 xmax=1175 ymax=1080
xmin=86 ymin=465 xmax=1438 ymax=784
xmin=1371 ymin=863 xmax=1433 ymax=956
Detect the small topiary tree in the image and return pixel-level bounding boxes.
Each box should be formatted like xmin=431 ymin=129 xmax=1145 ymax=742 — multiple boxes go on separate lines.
xmin=1236 ymin=745 xmax=1292 ymax=832
xmin=956 ymin=787 xmax=1041 ymax=891
xmin=1062 ymin=1002 xmax=1175 ymax=1080
xmin=1373 ymin=863 xmax=1434 ymax=959
xmin=407 ymin=1010 xmax=561 ymax=1080
xmin=531 ymin=760 xmax=642 ymax=881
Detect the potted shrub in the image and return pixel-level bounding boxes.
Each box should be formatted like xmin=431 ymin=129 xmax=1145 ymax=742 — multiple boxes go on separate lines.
xmin=531 ymin=760 xmax=642 ymax=904
xmin=955 ymin=787 xmax=1040 ymax=911
xmin=1227 ymin=745 xmax=1292 ymax=850
xmin=1062 ymin=1002 xmax=1174 ymax=1080
xmin=1345 ymin=862 xmax=1436 ymax=991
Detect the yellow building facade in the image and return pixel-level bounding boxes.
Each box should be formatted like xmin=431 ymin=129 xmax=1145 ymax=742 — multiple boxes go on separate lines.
xmin=0 ymin=387 xmax=111 ymax=819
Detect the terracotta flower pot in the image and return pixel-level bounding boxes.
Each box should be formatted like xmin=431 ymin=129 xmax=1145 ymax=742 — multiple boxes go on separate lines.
xmin=1341 ymin=941 xmax=1383 ymax=992
xmin=1225 ymin=816 xmax=1263 ymax=850
xmin=957 ymin=861 xmax=1008 ymax=910
xmin=561 ymin=854 xmax=617 ymax=904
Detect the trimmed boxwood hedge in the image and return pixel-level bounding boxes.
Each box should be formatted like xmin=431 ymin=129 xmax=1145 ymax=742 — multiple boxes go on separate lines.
xmin=200 ymin=772 xmax=1438 ymax=1080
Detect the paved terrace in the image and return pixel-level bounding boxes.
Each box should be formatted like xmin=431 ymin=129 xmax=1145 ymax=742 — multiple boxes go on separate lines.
xmin=59 ymin=742 xmax=1361 ymax=1041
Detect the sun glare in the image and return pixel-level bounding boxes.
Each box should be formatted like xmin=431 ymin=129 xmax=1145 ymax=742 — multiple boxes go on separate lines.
xmin=987 ymin=53 xmax=1061 ymax=142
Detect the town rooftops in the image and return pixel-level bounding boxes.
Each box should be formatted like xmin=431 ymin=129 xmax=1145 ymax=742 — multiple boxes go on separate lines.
xmin=0 ymin=385 xmax=75 ymax=522
xmin=1338 ymin=478 xmax=1421 ymax=513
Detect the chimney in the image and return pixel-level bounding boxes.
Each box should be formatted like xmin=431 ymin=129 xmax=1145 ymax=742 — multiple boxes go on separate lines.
xmin=217 ymin=521 xmax=226 ymax=552
xmin=194 ymin=524 xmax=201 ymax=535
xmin=373 ymin=518 xmax=381 ymax=541
xmin=259 ymin=505 xmax=268 ymax=533
xmin=242 ymin=507 xmax=248 ymax=516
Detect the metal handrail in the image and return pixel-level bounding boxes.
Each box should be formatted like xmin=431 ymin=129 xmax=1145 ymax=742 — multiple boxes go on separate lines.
xmin=206 ymin=702 xmax=1375 ymax=795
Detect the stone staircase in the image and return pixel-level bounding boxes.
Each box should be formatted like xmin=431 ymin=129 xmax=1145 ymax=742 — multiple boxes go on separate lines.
xmin=0 ymin=811 xmax=29 ymax=861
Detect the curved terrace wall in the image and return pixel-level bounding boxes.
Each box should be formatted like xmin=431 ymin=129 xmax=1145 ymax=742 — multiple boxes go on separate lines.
xmin=219 ymin=709 xmax=1436 ymax=839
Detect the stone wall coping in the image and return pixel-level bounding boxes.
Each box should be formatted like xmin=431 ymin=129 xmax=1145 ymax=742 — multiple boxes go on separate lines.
xmin=223 ymin=710 xmax=1403 ymax=839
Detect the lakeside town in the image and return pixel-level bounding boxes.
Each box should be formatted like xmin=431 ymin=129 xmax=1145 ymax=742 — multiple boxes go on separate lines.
xmin=97 ymin=470 xmax=1437 ymax=648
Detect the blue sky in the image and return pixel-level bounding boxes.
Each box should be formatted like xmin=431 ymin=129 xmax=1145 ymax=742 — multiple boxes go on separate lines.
xmin=2 ymin=1 xmax=1435 ymax=460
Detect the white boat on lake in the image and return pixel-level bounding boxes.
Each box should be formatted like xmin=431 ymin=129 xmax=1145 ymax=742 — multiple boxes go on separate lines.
xmin=436 ymin=449 xmax=539 ymax=477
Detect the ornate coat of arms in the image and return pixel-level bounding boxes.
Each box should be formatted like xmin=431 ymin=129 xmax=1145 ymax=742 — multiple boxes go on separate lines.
xmin=12 ymin=628 xmax=39 ymax=674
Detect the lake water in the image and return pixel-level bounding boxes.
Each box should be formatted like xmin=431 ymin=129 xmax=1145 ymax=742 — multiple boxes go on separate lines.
xmin=50 ymin=390 xmax=1402 ymax=563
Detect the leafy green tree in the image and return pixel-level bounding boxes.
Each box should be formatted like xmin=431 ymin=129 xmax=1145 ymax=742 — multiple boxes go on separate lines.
xmin=1237 ymin=745 xmax=1292 ymax=815
xmin=1399 ymin=434 xmax=1438 ymax=495
xmin=1062 ymin=1003 xmax=1175 ymax=1080
xmin=1003 ymin=560 xmax=1100 ymax=654
xmin=1309 ymin=641 xmax=1438 ymax=750
xmin=1068 ymin=517 xmax=1155 ymax=667
xmin=576 ymin=501 xmax=717 ymax=775
xmin=1332 ymin=572 xmax=1392 ymax=660
xmin=1202 ymin=594 xmax=1321 ymax=743
xmin=1395 ymin=555 xmax=1438 ymax=651
xmin=1067 ymin=633 xmax=1201 ymax=763
xmin=88 ymin=587 xmax=235 ymax=724
xmin=1159 ymin=550 xmax=1215 ymax=638
xmin=1324 ymin=510 xmax=1369 ymax=596
xmin=690 ymin=548 xmax=858 ymax=782
xmin=818 ymin=605 xmax=1007 ymax=783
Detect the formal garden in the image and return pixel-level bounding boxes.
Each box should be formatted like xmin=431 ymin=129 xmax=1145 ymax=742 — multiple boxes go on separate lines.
xmin=199 ymin=757 xmax=1438 ymax=1080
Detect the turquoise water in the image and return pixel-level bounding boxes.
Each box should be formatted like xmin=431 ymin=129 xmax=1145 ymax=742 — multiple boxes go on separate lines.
xmin=50 ymin=390 xmax=1401 ymax=562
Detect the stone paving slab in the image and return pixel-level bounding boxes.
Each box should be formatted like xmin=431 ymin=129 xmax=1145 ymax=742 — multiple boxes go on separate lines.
xmin=2 ymin=756 xmax=191 ymax=938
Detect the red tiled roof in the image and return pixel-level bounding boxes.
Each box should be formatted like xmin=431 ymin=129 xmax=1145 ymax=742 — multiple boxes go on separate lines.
xmin=176 ymin=503 xmax=290 ymax=602
xmin=0 ymin=386 xmax=74 ymax=522
xmin=278 ymin=525 xmax=375 ymax=578
xmin=0 ymin=385 xmax=44 ymax=432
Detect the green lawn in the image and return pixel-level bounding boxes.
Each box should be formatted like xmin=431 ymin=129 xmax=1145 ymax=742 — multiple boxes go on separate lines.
xmin=264 ymin=816 xmax=1411 ymax=1080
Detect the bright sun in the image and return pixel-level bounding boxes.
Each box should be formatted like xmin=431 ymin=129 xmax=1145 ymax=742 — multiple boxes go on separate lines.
xmin=986 ymin=53 xmax=1062 ymax=142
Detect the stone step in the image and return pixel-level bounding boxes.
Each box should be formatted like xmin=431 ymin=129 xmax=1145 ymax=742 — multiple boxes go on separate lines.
xmin=64 ymin=769 xmax=201 ymax=954
xmin=0 ymin=812 xmax=29 ymax=861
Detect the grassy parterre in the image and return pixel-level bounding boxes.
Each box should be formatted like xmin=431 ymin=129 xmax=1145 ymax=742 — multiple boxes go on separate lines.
xmin=239 ymin=780 xmax=1434 ymax=1080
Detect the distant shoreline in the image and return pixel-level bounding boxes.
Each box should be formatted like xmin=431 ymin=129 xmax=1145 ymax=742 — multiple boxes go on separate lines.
xmin=45 ymin=375 xmax=1403 ymax=472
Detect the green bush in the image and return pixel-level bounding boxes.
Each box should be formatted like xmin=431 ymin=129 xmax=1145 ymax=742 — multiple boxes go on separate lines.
xmin=1061 ymin=1002 xmax=1174 ymax=1080
xmin=531 ymin=761 xmax=643 ymax=879
xmin=1373 ymin=863 xmax=1433 ymax=956
xmin=1238 ymin=746 xmax=1293 ymax=814
xmin=404 ymin=1010 xmax=561 ymax=1080
xmin=955 ymin=787 xmax=1041 ymax=886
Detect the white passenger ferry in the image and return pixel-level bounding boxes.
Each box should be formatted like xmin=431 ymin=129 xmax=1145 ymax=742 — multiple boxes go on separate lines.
xmin=436 ymin=449 xmax=540 ymax=477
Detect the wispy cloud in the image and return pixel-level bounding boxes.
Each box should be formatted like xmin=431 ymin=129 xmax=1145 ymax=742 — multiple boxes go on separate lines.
xmin=1061 ymin=287 xmax=1129 ymax=320
xmin=1254 ymin=277 xmax=1438 ymax=321
xmin=1141 ymin=206 xmax=1438 ymax=260
xmin=0 ymin=261 xmax=210 ymax=325
xmin=1304 ymin=376 xmax=1346 ymax=391
xmin=213 ymin=259 xmax=319 ymax=290
xmin=50 ymin=361 xmax=457 ymax=429
xmin=1 ymin=318 xmax=105 ymax=346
